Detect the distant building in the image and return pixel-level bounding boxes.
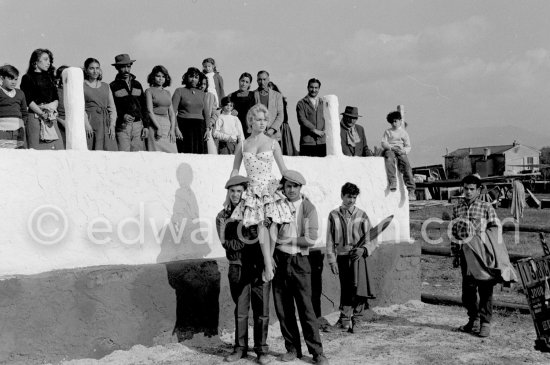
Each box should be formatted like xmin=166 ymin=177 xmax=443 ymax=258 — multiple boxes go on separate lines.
xmin=444 ymin=141 xmax=540 ymax=179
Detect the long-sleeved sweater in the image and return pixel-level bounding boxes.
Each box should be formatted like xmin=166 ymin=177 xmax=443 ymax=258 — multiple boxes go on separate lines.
xmin=381 ymin=127 xmax=411 ymax=154
xmin=0 ymin=89 xmax=28 ymax=120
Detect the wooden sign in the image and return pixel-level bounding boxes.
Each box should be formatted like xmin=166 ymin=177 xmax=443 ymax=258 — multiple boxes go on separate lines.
xmin=516 ymin=255 xmax=550 ymax=352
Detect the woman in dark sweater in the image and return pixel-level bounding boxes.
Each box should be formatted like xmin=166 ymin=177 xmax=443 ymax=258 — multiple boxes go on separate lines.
xmin=267 ymin=81 xmax=298 ymax=156
xmin=227 ymin=72 xmax=256 ymax=138
xmin=20 ymin=48 xmax=64 ymax=150
xmin=172 ymin=67 xmax=209 ymax=154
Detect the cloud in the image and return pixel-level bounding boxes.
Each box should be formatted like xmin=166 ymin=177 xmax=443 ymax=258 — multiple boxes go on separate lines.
xmin=418 ymin=16 xmax=490 ymax=55
xmin=328 ymin=16 xmax=491 ymax=80
xmin=132 ymin=28 xmax=249 ymax=60
xmin=329 ymin=29 xmax=418 ymax=76
xmin=132 ymin=28 xmax=200 ymax=59
xmin=445 ymin=48 xmax=550 ymax=91
xmin=326 ymin=14 xmax=550 ymax=101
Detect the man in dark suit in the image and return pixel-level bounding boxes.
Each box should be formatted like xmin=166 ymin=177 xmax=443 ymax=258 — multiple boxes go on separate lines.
xmin=296 ymin=78 xmax=326 ymax=157
xmin=339 ymin=106 xmax=372 ymax=157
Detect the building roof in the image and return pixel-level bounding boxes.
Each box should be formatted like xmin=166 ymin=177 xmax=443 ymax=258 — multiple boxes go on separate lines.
xmin=445 ymin=143 xmax=539 ymax=157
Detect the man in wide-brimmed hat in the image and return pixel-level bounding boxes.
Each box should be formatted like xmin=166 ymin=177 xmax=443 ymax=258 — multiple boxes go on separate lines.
xmin=339 ymin=106 xmax=372 ymax=157
xmin=109 ymin=53 xmax=147 ymax=151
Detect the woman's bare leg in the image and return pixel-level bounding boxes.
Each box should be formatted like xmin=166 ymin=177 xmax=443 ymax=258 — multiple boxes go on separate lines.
xmin=258 ymin=224 xmax=274 ymax=281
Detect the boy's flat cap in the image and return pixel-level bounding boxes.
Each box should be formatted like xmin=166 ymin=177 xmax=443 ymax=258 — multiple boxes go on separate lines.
xmin=283 ymin=170 xmax=306 ymax=185
xmin=225 ymin=175 xmax=249 ymax=189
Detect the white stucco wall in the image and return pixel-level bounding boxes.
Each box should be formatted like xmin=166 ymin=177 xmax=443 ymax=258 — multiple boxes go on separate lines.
xmin=0 ymin=150 xmax=410 ymax=276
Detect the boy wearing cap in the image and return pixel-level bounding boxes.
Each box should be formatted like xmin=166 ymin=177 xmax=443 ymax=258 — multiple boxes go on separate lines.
xmin=326 ymin=182 xmax=375 ymax=333
xmin=381 ymin=110 xmax=415 ymax=198
xmin=273 ymin=170 xmax=328 ymax=365
xmin=110 ymin=54 xmax=148 ymax=151
xmin=216 ymin=175 xmax=271 ymax=364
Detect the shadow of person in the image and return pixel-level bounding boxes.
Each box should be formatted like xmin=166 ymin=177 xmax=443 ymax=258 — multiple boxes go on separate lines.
xmin=156 ymin=163 xmax=220 ymax=342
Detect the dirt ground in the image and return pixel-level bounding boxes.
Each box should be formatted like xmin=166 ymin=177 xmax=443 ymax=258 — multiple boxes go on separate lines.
xmin=413 ymin=205 xmax=548 ymax=306
xmin=40 ymin=206 xmax=549 ymax=365
xmin=52 ymin=301 xmax=549 ymax=365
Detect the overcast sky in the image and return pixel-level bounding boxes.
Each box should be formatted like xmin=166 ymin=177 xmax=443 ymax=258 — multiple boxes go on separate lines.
xmin=3 ymin=0 xmax=550 ymax=164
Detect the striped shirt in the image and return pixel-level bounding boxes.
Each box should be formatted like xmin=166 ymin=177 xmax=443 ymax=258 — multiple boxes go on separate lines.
xmin=326 ymin=206 xmax=370 ymax=264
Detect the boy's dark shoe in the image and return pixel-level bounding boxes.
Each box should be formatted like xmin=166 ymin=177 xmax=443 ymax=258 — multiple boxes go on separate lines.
xmin=348 ymin=321 xmax=365 ymax=334
xmin=332 ymin=319 xmax=351 ymax=332
xmin=318 ymin=317 xmax=332 ymax=332
xmin=257 ymin=353 xmax=271 ymax=364
xmin=225 ymin=349 xmax=246 ymax=362
xmin=478 ymin=323 xmax=491 ymax=337
xmin=339 ymin=323 xmax=352 ymax=332
xmin=458 ymin=318 xmax=480 ymax=334
xmin=313 ymin=354 xmax=329 ymax=365
xmin=279 ymin=351 xmax=298 ymax=362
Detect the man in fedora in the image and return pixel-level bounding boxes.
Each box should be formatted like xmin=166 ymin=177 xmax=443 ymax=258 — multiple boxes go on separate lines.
xmin=340 ymin=106 xmax=372 ymax=157
xmin=110 ymin=54 xmax=147 ymax=151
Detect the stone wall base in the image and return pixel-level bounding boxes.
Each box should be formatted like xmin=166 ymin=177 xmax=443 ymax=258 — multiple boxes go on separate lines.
xmin=0 ymin=242 xmax=420 ymax=364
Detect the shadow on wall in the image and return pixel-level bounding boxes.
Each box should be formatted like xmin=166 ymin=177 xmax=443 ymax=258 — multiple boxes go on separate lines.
xmin=156 ymin=163 xmax=221 ymax=341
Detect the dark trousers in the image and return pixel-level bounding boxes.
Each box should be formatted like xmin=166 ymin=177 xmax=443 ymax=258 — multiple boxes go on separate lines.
xmin=218 ymin=140 xmax=237 ymax=155
xmin=383 ymin=149 xmax=415 ymax=189
xmin=176 ymin=117 xmax=205 ymax=154
xmin=300 ymin=144 xmax=326 ymax=157
xmin=460 ymin=250 xmax=495 ymax=324
xmin=308 ymin=250 xmax=325 ymax=320
xmin=228 ymin=246 xmax=270 ymax=355
xmin=273 ymin=250 xmax=323 ymax=357
xmin=337 ymin=255 xmax=368 ymax=325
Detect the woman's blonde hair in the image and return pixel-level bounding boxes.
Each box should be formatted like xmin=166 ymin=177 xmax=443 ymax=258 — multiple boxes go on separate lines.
xmin=246 ymin=103 xmax=269 ymax=133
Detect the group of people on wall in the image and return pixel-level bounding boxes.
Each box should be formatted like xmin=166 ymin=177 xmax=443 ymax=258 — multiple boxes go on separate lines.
xmin=0 ymin=48 xmax=416 ymax=198
xmin=0 ymin=48 xmax=520 ymax=363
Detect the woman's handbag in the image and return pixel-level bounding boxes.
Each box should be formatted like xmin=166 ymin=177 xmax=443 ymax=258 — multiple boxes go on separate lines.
xmin=38 ymin=109 xmax=59 ymax=142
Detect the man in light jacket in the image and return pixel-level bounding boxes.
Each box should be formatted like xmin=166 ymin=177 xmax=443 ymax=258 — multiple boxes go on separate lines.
xmin=254 ymin=70 xmax=283 ymax=140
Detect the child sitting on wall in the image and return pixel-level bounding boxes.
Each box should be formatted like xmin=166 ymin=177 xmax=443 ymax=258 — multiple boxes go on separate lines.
xmin=381 ymin=110 xmax=416 ymax=200
xmin=213 ymin=96 xmax=244 ymax=155
xmin=326 ymin=182 xmax=375 ymax=334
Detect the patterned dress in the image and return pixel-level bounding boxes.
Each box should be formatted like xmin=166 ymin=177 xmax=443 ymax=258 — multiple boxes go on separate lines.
xmin=231 ymin=140 xmax=294 ymax=227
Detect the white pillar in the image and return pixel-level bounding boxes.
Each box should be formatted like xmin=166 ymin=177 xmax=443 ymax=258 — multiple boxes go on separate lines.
xmin=62 ymin=67 xmax=87 ymax=150
xmin=322 ymin=94 xmax=343 ymax=156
